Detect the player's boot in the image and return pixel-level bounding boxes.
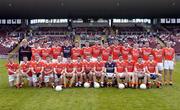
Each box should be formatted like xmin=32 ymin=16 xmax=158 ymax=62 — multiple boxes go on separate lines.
xmin=124 ymin=83 xmax=128 ymax=88
xmin=169 ymin=82 xmax=173 ymax=86
xmin=156 ymin=82 xmax=161 ymax=88
xmin=147 ymin=82 xmax=152 ymax=88
xmin=100 ymin=82 xmax=104 ymax=87
xmin=75 ymin=82 xmax=79 ymax=87
xmin=15 ymin=83 xmax=20 ymax=89
xmin=135 ymin=83 xmax=138 ymax=89
xmin=51 ymin=83 xmax=55 ymax=88
xmin=164 ymin=81 xmax=168 ymax=85
xmin=79 ymin=82 xmax=82 ymax=87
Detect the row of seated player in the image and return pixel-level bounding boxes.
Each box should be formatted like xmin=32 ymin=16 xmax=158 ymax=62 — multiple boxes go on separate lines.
xmin=6 ymin=50 xmax=174 ymax=89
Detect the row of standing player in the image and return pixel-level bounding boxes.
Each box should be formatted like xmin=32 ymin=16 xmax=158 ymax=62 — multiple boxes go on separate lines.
xmin=32 ymin=40 xmax=173 ymax=62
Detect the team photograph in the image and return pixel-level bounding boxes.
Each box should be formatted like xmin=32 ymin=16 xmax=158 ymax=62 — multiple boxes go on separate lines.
xmin=0 ymin=0 xmax=180 ymax=110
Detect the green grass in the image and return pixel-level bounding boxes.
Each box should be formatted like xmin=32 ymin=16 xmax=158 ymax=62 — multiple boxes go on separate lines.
xmin=0 ymin=59 xmax=180 ymax=110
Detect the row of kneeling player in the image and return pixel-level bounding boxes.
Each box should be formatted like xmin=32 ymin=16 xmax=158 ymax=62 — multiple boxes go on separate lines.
xmin=6 ymin=53 xmax=174 ymax=89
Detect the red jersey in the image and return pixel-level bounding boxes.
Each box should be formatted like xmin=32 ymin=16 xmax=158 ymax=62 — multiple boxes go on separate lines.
xmin=146 ymin=60 xmax=157 ymax=73
xmin=121 ymin=46 xmax=131 ymax=60
xmin=44 ymin=62 xmax=54 ymax=75
xmin=20 ymin=61 xmax=31 ymax=72
xmin=83 ymin=61 xmax=95 ymax=71
xmin=6 ymin=63 xmax=19 ymax=75
xmin=135 ymin=62 xmax=145 ymax=72
xmin=131 ymin=48 xmax=140 ymax=62
xmin=116 ymin=61 xmax=126 ymax=73
xmin=94 ymin=61 xmax=105 ymax=72
xmin=111 ymin=45 xmax=121 ymax=60
xmin=153 ymin=49 xmax=163 ymax=63
xmin=141 ymin=47 xmax=152 ymax=61
xmin=31 ymin=61 xmax=44 ymax=73
xmin=92 ymin=45 xmax=101 ymax=58
xmin=71 ymin=47 xmax=82 ymax=60
xmin=41 ymin=48 xmax=52 ymax=60
xmin=54 ymin=62 xmax=65 ymax=74
xmin=101 ymin=47 xmax=111 ymax=61
xmin=31 ymin=48 xmax=42 ymax=60
xmin=126 ymin=60 xmax=135 ymax=72
xmin=51 ymin=46 xmax=62 ymax=59
xmin=65 ymin=63 xmax=74 ymax=73
xmin=163 ymin=47 xmax=175 ymax=60
xmin=74 ymin=62 xmax=84 ymax=72
xmin=83 ymin=47 xmax=92 ymax=59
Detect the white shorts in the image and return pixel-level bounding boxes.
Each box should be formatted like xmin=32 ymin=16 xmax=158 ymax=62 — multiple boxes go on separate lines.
xmin=128 ymin=72 xmax=134 ymax=76
xmin=137 ymin=73 xmax=145 ymax=78
xmin=27 ymin=76 xmax=32 ymax=81
xmin=72 ymin=60 xmax=77 ymax=62
xmin=164 ymin=60 xmax=174 ymax=70
xmin=63 ymin=58 xmax=68 ymax=62
xmin=8 ymin=74 xmax=15 ymax=82
xmin=91 ymin=57 xmax=97 ymax=62
xmin=55 ymin=74 xmax=63 ymax=82
xmin=44 ymin=75 xmax=50 ymax=83
xmin=157 ymin=63 xmax=164 ymax=71
xmin=106 ymin=73 xmax=115 ymax=78
xmin=50 ymin=73 xmax=54 ymax=78
xmin=52 ymin=59 xmax=57 ymax=63
xmin=32 ymin=74 xmax=41 ymax=83
xmin=117 ymin=73 xmax=126 ymax=78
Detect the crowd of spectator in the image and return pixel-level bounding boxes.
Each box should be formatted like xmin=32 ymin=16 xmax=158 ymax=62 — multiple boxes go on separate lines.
xmin=1 ymin=26 xmax=180 ymax=55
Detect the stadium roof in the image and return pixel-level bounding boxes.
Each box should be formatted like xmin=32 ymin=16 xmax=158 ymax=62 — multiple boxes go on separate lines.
xmin=0 ymin=0 xmax=180 ymax=19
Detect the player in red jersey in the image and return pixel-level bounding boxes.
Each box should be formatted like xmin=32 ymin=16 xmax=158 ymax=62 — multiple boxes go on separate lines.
xmin=64 ymin=58 xmax=76 ymax=88
xmin=121 ymin=43 xmax=131 ymax=60
xmin=91 ymin=41 xmax=102 ymax=61
xmin=101 ymin=42 xmax=111 ymax=61
xmin=134 ymin=57 xmax=147 ymax=88
xmin=131 ymin=43 xmax=140 ymax=62
xmin=163 ymin=42 xmax=175 ymax=85
xmin=54 ymin=56 xmax=65 ymax=86
xmin=71 ymin=42 xmax=82 ymax=62
xmin=74 ymin=56 xmax=84 ymax=87
xmin=152 ymin=43 xmax=164 ymax=74
xmin=111 ymin=40 xmax=121 ymax=60
xmin=51 ymin=41 xmax=62 ymax=60
xmin=6 ymin=57 xmax=19 ymax=87
xmin=146 ymin=55 xmax=162 ymax=88
xmin=125 ymin=54 xmax=136 ymax=88
xmin=31 ymin=55 xmax=44 ymax=87
xmin=141 ymin=42 xmax=152 ymax=61
xmin=82 ymin=41 xmax=92 ymax=59
xmin=31 ymin=42 xmax=42 ymax=61
xmin=43 ymin=56 xmax=54 ymax=87
xmin=115 ymin=54 xmax=128 ymax=87
xmin=20 ymin=56 xmax=32 ymax=87
xmin=93 ymin=57 xmax=105 ymax=87
xmin=41 ymin=43 xmax=52 ymax=60
xmin=83 ymin=56 xmax=95 ymax=84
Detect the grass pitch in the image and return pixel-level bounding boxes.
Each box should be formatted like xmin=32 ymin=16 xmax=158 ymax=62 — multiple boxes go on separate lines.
xmin=0 ymin=59 xmax=180 ymax=110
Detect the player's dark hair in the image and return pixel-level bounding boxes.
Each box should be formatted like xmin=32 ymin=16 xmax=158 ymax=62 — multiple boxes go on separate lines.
xmin=118 ymin=54 xmax=122 ymax=57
